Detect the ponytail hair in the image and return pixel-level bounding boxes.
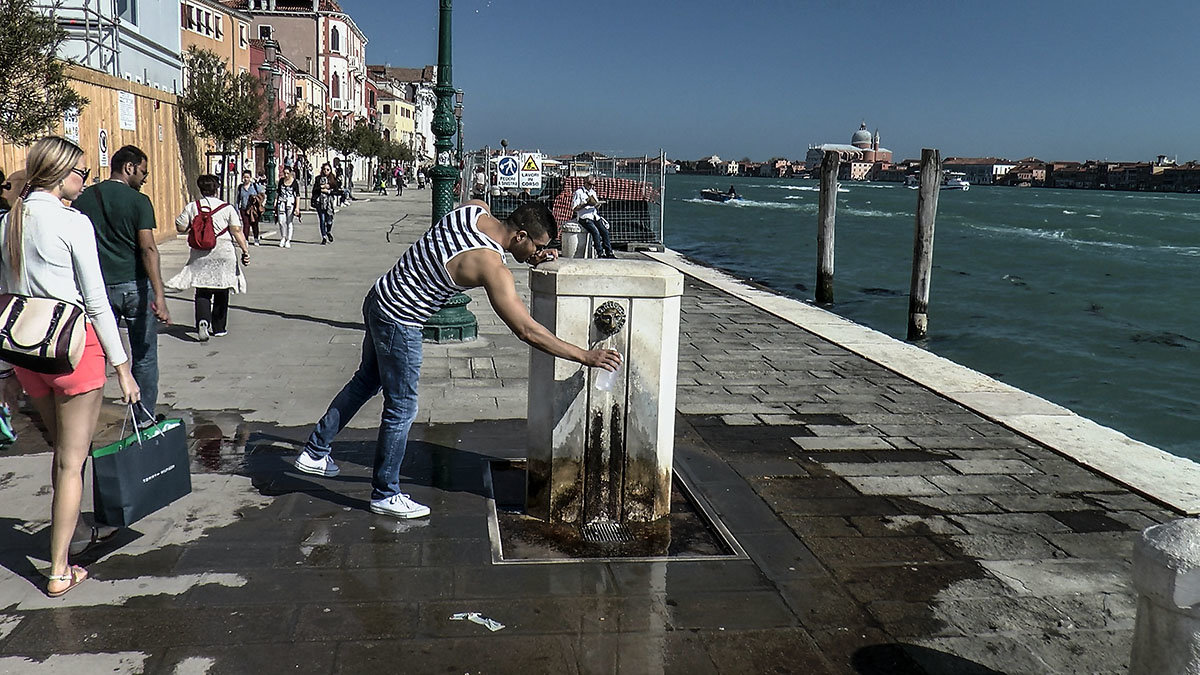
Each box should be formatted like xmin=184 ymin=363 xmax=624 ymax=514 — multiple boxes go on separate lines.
xmin=4 ymin=136 xmax=84 ymax=279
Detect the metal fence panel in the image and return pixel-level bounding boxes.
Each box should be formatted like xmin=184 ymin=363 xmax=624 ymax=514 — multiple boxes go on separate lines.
xmin=461 ymin=151 xmax=665 ymax=249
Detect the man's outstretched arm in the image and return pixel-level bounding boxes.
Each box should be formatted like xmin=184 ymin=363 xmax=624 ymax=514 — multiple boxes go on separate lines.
xmin=480 ymin=260 xmax=620 ymax=370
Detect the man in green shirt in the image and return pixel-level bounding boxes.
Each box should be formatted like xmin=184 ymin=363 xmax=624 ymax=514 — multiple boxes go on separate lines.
xmin=72 ymin=145 xmax=170 ymax=422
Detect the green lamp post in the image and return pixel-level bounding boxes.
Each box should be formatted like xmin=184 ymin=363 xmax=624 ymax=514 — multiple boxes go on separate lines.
xmin=454 ymin=89 xmax=464 ymax=167
xmin=422 ymin=0 xmax=477 ymax=342
xmin=258 ymin=39 xmax=281 ymax=223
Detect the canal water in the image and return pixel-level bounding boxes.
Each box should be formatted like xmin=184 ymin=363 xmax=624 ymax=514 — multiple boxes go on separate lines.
xmin=662 ymin=174 xmax=1200 ymax=460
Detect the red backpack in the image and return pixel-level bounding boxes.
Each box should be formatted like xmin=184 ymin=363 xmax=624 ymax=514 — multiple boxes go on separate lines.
xmin=187 ymin=200 xmax=230 ymax=250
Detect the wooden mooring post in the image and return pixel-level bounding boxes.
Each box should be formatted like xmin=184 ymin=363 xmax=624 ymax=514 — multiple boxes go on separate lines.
xmin=908 ymin=148 xmax=942 ymax=340
xmin=816 ymin=150 xmax=840 ymax=305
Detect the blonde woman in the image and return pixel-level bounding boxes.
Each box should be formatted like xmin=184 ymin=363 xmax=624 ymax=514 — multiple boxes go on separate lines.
xmin=0 ymin=136 xmax=139 ymax=597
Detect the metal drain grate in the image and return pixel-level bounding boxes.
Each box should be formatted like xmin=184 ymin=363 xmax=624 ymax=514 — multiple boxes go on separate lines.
xmin=582 ymin=516 xmax=632 ymax=544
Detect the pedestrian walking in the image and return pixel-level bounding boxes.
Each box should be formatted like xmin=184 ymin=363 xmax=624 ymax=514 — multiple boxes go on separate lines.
xmin=417 ymin=168 xmax=426 ymax=189
xmin=236 ymin=171 xmax=265 ymax=245
xmin=168 ymin=174 xmax=250 ymax=341
xmin=312 ymin=162 xmax=336 ymax=244
xmin=332 ymin=158 xmax=346 ymax=207
xmin=292 ymin=200 xmax=620 ymax=518
xmin=0 ymin=136 xmax=140 ymax=597
xmin=276 ymin=166 xmax=300 ymax=248
xmin=392 ymin=165 xmax=403 ymax=196
xmin=375 ymin=167 xmax=388 ymax=196
xmin=72 ymin=144 xmax=170 ymax=421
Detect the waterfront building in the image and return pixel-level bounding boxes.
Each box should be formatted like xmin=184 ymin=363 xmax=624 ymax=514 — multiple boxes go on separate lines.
xmin=221 ymin=0 xmax=369 ymax=119
xmin=35 ymin=0 xmax=184 ymax=92
xmin=181 ymin=0 xmax=251 ymax=74
xmin=366 ymin=65 xmax=436 ymax=165
xmin=805 ymin=122 xmax=893 ymax=180
xmin=942 ymin=157 xmax=1016 ymax=185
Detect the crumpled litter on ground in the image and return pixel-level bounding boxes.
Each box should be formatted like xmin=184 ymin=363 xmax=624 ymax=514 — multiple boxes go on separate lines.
xmin=450 ymin=611 xmax=505 ymax=631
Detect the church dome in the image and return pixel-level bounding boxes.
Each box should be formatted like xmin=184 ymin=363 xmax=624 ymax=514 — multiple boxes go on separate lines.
xmin=851 ymin=122 xmax=872 ymax=149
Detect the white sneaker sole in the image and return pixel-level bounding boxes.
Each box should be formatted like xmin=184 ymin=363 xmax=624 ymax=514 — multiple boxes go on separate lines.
xmin=293 ymin=458 xmax=339 ymax=477
xmin=369 ymin=503 xmax=430 ymax=519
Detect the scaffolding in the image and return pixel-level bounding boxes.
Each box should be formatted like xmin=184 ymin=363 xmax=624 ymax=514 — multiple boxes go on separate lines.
xmin=36 ymin=0 xmax=121 ymax=78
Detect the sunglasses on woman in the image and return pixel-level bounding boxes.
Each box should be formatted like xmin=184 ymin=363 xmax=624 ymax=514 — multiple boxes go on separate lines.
xmin=71 ymin=167 xmax=91 ymax=182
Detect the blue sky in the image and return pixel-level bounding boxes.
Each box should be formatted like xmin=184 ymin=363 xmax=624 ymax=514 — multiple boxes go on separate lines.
xmin=343 ymin=0 xmax=1200 ymax=163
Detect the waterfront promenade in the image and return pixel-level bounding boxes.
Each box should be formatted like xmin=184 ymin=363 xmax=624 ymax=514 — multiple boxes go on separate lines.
xmin=0 ymin=188 xmax=1184 ymax=674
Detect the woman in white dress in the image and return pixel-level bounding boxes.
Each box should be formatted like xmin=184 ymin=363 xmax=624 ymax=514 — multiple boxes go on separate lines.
xmin=168 ymin=174 xmax=250 ymax=341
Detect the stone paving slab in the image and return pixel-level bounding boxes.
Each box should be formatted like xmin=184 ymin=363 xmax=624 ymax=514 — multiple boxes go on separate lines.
xmin=0 ymin=189 xmax=1181 ymax=674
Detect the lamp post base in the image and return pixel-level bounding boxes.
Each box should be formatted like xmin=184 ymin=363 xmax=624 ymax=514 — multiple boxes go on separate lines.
xmin=422 ymin=292 xmax=477 ymax=343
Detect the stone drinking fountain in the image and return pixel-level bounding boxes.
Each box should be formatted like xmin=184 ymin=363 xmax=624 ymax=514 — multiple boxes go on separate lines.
xmin=525 ymin=258 xmax=684 ymax=541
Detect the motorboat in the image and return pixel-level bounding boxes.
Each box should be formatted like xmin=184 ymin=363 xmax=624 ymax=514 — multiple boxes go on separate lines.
xmin=942 ymin=171 xmax=970 ymax=191
xmin=904 ymin=175 xmax=920 ymax=189
xmin=700 ymin=188 xmax=740 ymax=202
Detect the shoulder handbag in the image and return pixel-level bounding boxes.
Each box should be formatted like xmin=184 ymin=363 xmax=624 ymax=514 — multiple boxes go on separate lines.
xmin=0 ymin=214 xmax=87 ymax=374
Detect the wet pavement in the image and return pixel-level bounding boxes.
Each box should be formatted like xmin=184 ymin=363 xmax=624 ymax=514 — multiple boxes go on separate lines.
xmin=0 ymin=188 xmax=1178 ymax=674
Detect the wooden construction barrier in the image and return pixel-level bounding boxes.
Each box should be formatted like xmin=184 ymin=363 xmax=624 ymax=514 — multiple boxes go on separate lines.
xmin=0 ymin=65 xmax=203 ymax=242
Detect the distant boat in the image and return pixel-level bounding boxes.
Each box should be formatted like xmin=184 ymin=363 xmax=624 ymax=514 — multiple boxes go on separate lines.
xmin=942 ymin=171 xmax=970 ymax=191
xmin=700 ymin=188 xmax=740 ymax=202
xmin=904 ymin=175 xmax=920 ymax=189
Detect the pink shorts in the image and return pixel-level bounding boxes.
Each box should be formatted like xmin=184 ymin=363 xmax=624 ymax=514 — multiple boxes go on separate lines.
xmin=14 ymin=324 xmax=108 ymax=398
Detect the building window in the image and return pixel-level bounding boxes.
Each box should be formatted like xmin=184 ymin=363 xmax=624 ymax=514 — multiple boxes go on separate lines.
xmin=259 ymin=25 xmax=271 ymax=39
xmin=382 ymin=104 xmax=390 ymax=114
xmin=295 ymin=86 xmax=303 ymax=100
xmin=369 ymin=91 xmax=375 ymax=106
xmin=215 ymin=15 xmax=223 ymax=39
xmin=331 ymin=73 xmax=340 ymax=99
xmin=117 ymin=0 xmax=137 ymax=25
xmin=330 ymin=26 xmax=340 ymax=53
xmin=239 ymin=23 xmax=248 ymax=48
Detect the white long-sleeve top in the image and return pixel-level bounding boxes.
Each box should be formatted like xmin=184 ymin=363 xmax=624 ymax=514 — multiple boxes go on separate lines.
xmin=0 ymin=191 xmax=129 ymax=366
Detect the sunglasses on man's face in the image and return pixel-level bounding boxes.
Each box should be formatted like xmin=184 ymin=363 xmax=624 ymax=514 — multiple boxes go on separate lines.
xmin=1 ymin=183 xmax=10 ymax=191
xmin=71 ymin=167 xmax=91 ymax=182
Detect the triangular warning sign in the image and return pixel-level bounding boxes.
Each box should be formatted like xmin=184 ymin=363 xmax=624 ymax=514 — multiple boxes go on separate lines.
xmin=521 ymin=156 xmax=539 ymax=171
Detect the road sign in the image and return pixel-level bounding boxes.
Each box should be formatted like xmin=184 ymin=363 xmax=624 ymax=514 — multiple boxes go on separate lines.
xmin=98 ymin=128 xmax=109 ymax=168
xmin=497 ymin=155 xmax=519 ymax=189
xmin=519 ymin=153 xmax=542 ymax=189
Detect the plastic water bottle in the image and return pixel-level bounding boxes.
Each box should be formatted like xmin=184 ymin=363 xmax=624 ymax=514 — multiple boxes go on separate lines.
xmin=594 ymin=364 xmax=621 ymax=391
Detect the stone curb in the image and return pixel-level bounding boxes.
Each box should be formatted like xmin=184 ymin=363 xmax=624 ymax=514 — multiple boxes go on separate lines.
xmin=642 ymin=249 xmax=1200 ymax=515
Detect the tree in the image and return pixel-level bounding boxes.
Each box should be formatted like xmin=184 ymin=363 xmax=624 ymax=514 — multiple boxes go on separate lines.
xmin=0 ymin=0 xmax=88 ymax=144
xmin=179 ymin=47 xmax=265 ymax=193
xmin=273 ymin=103 xmax=325 ymax=173
xmin=327 ymin=117 xmax=356 ymax=159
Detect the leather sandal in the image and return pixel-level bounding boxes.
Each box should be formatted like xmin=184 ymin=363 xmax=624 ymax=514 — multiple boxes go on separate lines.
xmin=46 ymin=564 xmax=87 ymax=597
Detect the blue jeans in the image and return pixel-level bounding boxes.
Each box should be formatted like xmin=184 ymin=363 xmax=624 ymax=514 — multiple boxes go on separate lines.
xmin=303 ymin=291 xmax=423 ymax=501
xmin=578 ymin=217 xmax=613 ymax=256
xmin=106 ymin=279 xmax=158 ymax=416
xmin=317 ymin=209 xmax=333 ymax=240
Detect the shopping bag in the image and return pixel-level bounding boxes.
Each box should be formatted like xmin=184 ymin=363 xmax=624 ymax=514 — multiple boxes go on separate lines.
xmin=91 ymin=406 xmax=191 ymax=527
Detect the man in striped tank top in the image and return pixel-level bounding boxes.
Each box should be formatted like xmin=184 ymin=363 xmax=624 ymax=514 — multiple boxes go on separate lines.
xmin=294 ymin=200 xmax=622 ymax=518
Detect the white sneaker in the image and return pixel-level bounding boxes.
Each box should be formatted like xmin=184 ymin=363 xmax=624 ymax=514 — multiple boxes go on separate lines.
xmin=294 ymin=452 xmax=340 ymax=477
xmin=284 ymin=241 xmax=292 ymax=248
xmin=197 ymin=319 xmax=210 ymax=342
xmin=370 ymin=493 xmax=430 ymax=519
xmin=278 ymin=240 xmax=286 ymax=247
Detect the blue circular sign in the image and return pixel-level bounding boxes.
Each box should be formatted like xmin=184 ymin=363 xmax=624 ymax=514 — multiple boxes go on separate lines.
xmin=497 ymin=156 xmax=518 ymax=177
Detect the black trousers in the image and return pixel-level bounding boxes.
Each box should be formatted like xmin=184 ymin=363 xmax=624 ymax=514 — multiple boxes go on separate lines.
xmin=195 ymin=288 xmax=230 ymax=333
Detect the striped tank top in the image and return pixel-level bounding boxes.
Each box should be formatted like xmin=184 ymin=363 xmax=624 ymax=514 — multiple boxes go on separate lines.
xmin=372 ymin=204 xmax=505 ymax=326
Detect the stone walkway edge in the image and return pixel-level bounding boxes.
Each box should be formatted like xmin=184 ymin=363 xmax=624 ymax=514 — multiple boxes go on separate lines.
xmin=643 ymin=249 xmax=1200 ymax=516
